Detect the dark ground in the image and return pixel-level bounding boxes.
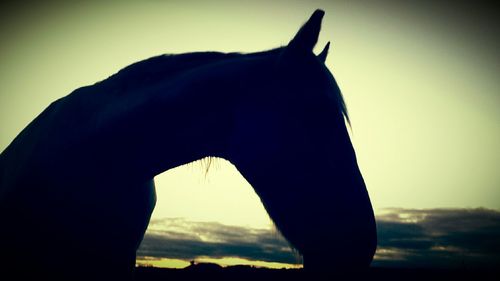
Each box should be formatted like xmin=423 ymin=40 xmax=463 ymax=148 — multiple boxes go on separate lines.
xmin=134 ymin=264 xmax=498 ymax=281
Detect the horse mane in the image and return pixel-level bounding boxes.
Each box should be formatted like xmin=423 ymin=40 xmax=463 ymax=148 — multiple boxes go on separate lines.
xmin=97 ymin=46 xmax=349 ymax=125
xmin=102 ymin=48 xmax=285 ymax=91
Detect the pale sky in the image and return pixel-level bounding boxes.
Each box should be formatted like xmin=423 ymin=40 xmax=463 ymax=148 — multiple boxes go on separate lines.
xmin=1 ymin=0 xmax=499 ymax=250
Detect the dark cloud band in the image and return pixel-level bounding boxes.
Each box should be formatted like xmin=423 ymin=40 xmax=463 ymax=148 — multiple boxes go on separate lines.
xmin=137 ymin=208 xmax=500 ymax=268
xmin=373 ymin=208 xmax=500 ymax=268
xmin=138 ymin=219 xmax=300 ymax=264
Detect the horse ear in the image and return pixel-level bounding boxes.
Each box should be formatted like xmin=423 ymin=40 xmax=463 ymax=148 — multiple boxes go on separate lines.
xmin=317 ymin=41 xmax=330 ymax=62
xmin=287 ymin=9 xmax=325 ymax=53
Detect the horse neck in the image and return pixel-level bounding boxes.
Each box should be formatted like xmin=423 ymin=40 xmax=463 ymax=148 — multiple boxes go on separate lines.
xmin=86 ymin=54 xmax=269 ymax=182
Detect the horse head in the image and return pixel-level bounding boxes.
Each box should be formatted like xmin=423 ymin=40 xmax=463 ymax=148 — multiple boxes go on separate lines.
xmin=227 ymin=10 xmax=377 ymax=271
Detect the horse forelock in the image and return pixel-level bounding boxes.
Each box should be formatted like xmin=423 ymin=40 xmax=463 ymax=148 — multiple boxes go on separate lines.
xmin=321 ymin=63 xmax=350 ymax=126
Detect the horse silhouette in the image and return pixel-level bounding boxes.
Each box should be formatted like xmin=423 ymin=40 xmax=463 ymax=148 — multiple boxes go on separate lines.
xmin=0 ymin=10 xmax=376 ymax=279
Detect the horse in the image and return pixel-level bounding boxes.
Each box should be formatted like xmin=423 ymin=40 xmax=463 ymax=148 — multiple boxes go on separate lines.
xmin=0 ymin=9 xmax=376 ymax=279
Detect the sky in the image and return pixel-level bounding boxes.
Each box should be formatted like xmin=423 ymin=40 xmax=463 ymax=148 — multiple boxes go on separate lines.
xmin=1 ymin=0 xmax=499 ymax=269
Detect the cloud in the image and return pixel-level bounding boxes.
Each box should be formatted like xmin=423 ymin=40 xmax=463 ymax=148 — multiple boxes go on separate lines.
xmin=137 ymin=208 xmax=500 ymax=268
xmin=374 ymin=208 xmax=500 ymax=268
xmin=137 ymin=218 xmax=300 ymax=264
